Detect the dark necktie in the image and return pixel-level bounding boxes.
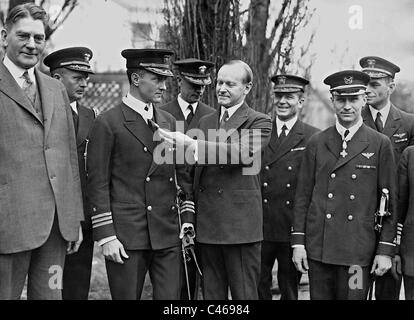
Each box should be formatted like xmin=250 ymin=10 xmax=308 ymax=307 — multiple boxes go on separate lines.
xmin=344 ymin=129 xmax=350 ymax=140
xmin=278 ymin=124 xmax=288 ymax=144
xmin=186 ymin=105 xmax=194 ymax=125
xmin=148 ymin=118 xmax=158 ymax=132
xmin=72 ymin=109 xmax=79 ymax=134
xmin=220 ymin=109 xmax=229 ymax=128
xmin=22 ymin=70 xmax=36 ymax=106
xmin=375 ymin=112 xmax=384 ymax=133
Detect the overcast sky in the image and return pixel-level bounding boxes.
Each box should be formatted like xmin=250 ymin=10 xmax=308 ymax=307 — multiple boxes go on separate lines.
xmin=49 ymin=0 xmax=414 ymax=87
xmin=297 ymin=0 xmax=414 ymax=88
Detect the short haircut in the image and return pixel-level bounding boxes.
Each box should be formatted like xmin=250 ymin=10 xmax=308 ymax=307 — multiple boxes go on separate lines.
xmin=50 ymin=67 xmax=67 ymax=77
xmin=223 ymin=60 xmax=253 ymax=84
xmin=5 ymin=3 xmax=49 ymax=30
xmin=126 ymin=68 xmax=147 ymax=85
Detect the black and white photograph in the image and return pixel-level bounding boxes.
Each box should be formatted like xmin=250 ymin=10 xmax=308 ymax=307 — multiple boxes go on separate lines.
xmin=1 ymin=0 xmax=414 ymax=312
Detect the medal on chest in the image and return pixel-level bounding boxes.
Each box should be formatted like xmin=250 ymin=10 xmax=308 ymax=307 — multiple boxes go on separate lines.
xmin=340 ymin=139 xmax=348 ymax=158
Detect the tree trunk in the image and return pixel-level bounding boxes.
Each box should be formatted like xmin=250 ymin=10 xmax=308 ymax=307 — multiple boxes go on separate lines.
xmin=246 ymin=0 xmax=270 ymax=112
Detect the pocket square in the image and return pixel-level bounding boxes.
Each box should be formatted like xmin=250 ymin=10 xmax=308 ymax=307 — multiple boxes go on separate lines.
xmin=291 ymin=147 xmax=306 ymax=152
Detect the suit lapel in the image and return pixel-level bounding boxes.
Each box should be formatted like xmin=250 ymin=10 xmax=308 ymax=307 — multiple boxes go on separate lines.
xmin=76 ymin=104 xmax=94 ymax=146
xmin=122 ymin=103 xmax=157 ymax=153
xmin=382 ymin=104 xmax=401 ymax=138
xmin=222 ymin=103 xmax=249 ymax=141
xmin=147 ymin=109 xmax=171 ymax=177
xmin=325 ymin=127 xmax=342 ymax=160
xmin=0 ymin=63 xmax=42 ymax=123
xmin=36 ymin=70 xmax=56 ymax=137
xmin=361 ymin=105 xmax=376 ymax=130
xmin=265 ymin=120 xmax=305 ymax=165
xmin=195 ymin=110 xmax=220 ymax=184
xmin=332 ymin=125 xmax=369 ymax=172
xmin=187 ymin=102 xmax=206 ymax=131
xmin=267 ymin=116 xmax=279 ymax=154
xmin=169 ymin=99 xmax=186 ymax=121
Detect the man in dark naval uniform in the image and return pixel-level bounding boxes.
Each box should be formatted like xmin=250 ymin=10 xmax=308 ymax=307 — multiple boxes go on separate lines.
xmin=292 ymin=70 xmax=397 ymax=300
xmin=359 ymin=56 xmax=414 ymax=300
xmin=86 ymin=49 xmax=195 ymax=300
xmin=44 ymin=46 xmax=97 ymax=300
xmin=258 ymin=74 xmax=319 ymax=300
xmin=160 ymin=58 xmax=215 ymax=135
xmin=160 ymin=58 xmax=215 ymax=299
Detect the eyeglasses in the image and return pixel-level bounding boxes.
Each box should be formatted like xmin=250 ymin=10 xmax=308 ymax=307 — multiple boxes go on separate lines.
xmin=16 ymin=32 xmax=45 ymax=45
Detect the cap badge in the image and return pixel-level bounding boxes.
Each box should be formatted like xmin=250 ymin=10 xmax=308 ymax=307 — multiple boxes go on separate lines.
xmin=199 ymin=65 xmax=207 ymax=75
xmin=367 ymin=59 xmax=376 ymax=68
xmin=84 ymin=53 xmax=91 ymax=62
xmin=344 ymin=76 xmax=353 ymax=85
xmin=277 ymin=76 xmax=287 ymax=85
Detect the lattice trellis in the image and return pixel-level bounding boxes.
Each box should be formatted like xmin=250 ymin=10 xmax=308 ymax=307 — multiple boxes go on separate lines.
xmin=80 ymin=73 xmax=128 ymax=113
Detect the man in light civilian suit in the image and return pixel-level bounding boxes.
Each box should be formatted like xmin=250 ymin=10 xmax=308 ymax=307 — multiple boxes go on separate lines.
xmin=359 ymin=56 xmax=414 ymax=300
xmin=258 ymin=74 xmax=319 ymax=300
xmin=158 ymin=60 xmax=272 ymax=299
xmin=0 ymin=3 xmax=83 ymax=300
xmin=44 ymin=46 xmax=98 ymax=300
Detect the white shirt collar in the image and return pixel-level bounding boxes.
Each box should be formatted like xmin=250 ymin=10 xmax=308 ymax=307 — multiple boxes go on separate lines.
xmin=220 ymin=101 xmax=244 ymax=122
xmin=3 ymin=55 xmax=36 ymax=88
xmin=369 ymin=101 xmax=391 ymax=124
xmin=276 ymin=115 xmax=298 ymax=137
xmin=122 ymin=93 xmax=154 ymax=123
xmin=177 ymin=94 xmax=199 ymax=118
xmin=70 ymin=101 xmax=78 ymax=114
xmin=335 ymin=118 xmax=363 ymax=141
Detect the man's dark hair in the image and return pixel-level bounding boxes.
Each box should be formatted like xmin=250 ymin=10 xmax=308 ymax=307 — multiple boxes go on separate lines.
xmin=5 ymin=3 xmax=49 ymax=30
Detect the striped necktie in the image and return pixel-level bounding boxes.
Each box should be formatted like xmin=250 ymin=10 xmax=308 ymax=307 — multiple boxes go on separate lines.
xmin=22 ymin=70 xmax=36 ymax=106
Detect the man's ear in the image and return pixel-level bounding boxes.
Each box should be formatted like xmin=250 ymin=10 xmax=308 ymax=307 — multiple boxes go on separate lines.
xmin=1 ymin=29 xmax=8 ymax=47
xmin=131 ymin=72 xmax=140 ymax=86
xmin=244 ymin=82 xmax=253 ymax=95
xmin=177 ymin=76 xmax=183 ymax=87
xmin=361 ymin=94 xmax=367 ymax=105
xmin=52 ymin=73 xmax=61 ymax=81
xmin=388 ymin=80 xmax=396 ymax=94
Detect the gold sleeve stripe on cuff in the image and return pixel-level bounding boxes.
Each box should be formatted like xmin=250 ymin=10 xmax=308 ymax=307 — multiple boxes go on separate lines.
xmin=93 ymin=220 xmax=113 ymax=229
xmin=92 ymin=212 xmax=112 ymax=220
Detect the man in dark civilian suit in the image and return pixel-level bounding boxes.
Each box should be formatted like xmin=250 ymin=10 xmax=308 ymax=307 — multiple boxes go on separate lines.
xmin=359 ymin=56 xmax=414 ymax=300
xmin=86 ymin=49 xmax=195 ymax=300
xmin=292 ymin=70 xmax=397 ymax=300
xmin=160 ymin=58 xmax=215 ymax=135
xmin=158 ymin=60 xmax=272 ymax=299
xmin=258 ymin=74 xmax=319 ymax=300
xmin=0 ymin=4 xmax=83 ymax=300
xmin=44 ymin=47 xmax=98 ymax=300
xmin=160 ymin=58 xmax=215 ymax=299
